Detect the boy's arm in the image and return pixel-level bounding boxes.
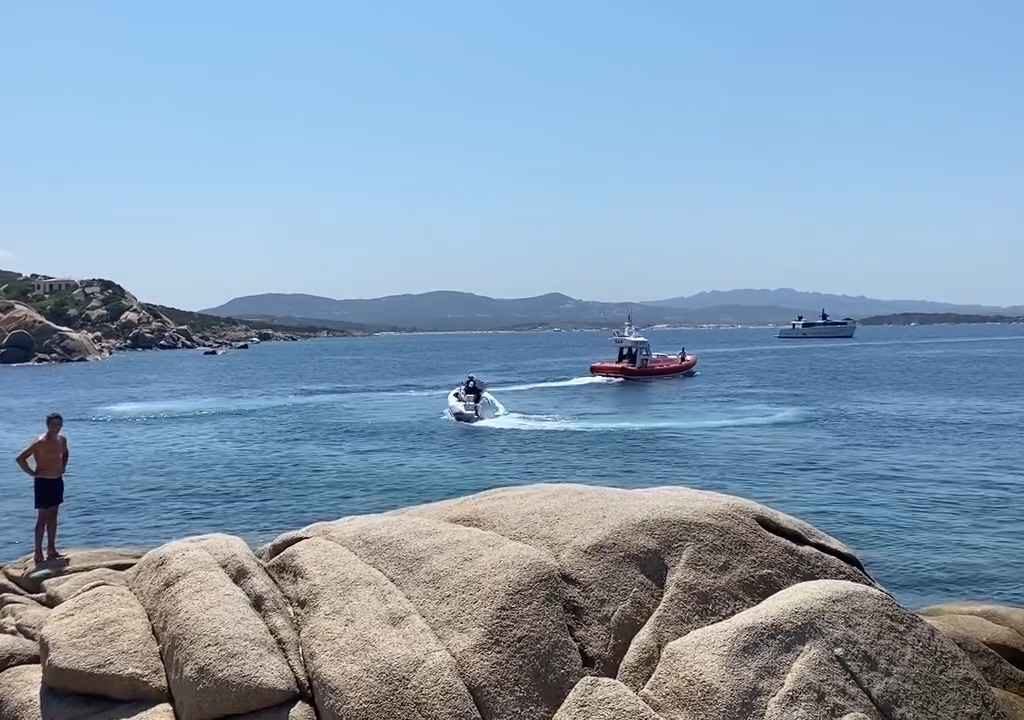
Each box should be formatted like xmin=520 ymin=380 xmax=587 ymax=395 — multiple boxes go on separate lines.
xmin=16 ymin=442 xmax=37 ymax=477
xmin=61 ymin=437 xmax=69 ymax=474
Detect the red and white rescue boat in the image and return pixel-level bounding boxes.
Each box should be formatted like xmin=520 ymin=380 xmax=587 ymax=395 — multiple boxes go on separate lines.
xmin=590 ymin=318 xmax=698 ymax=379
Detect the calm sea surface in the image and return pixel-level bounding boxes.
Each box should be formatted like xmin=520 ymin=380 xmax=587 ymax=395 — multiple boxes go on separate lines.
xmin=2 ymin=325 xmax=1022 ymax=608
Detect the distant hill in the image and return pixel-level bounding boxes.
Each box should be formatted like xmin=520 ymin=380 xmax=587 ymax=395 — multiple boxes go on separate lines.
xmin=204 ymin=291 xmax=646 ymax=331
xmin=204 ymin=287 xmax=1023 ymax=331
xmin=859 ymin=312 xmax=1024 ymax=326
xmin=649 ymin=288 xmax=1008 ymax=317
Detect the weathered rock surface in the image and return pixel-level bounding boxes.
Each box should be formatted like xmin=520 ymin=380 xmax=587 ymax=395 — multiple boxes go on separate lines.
xmin=394 ymin=483 xmax=876 ymax=689
xmin=130 ymin=537 xmax=300 ymax=720
xmin=0 ymin=577 xmax=28 ymax=598
xmin=552 ymin=677 xmax=662 ymax=719
xmin=39 ymin=568 xmax=129 ymax=607
xmin=0 ymin=601 xmax=49 ymax=641
xmin=40 ymin=584 xmax=167 ymax=701
xmin=994 ymin=689 xmax=1024 ymax=720
xmin=0 ymin=302 xmax=106 ymax=364
xmin=0 ymin=635 xmax=38 ymax=673
xmin=923 ymin=604 xmax=1024 ymax=662
xmin=924 ymin=613 xmax=1024 ymax=671
xmin=267 ymin=536 xmax=481 ymax=720
xmin=0 ymin=329 xmax=33 ymax=364
xmin=639 ymin=580 xmax=1008 ymax=720
xmin=0 ymin=664 xmax=168 ymax=720
xmin=232 ymin=700 xmax=318 ymax=720
xmin=0 ymin=484 xmax=1018 ymax=720
xmin=922 ymin=603 xmax=1024 ymax=717
xmin=3 ymin=549 xmax=141 ymax=594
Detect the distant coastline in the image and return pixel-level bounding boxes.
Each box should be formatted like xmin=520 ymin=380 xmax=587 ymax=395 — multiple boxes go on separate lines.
xmin=202 ymin=287 xmax=1024 ymax=334
xmin=6 ymin=269 xmax=1024 ymax=361
xmin=859 ymin=312 xmax=1024 ymax=326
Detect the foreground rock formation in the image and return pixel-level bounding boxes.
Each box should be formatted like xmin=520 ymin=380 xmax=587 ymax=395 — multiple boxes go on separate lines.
xmin=0 ymin=274 xmax=348 ymax=364
xmin=0 ymin=484 xmax=1020 ymax=719
xmin=0 ymin=301 xmax=107 ymax=364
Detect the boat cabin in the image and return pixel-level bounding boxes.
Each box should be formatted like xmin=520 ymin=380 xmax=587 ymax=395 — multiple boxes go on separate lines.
xmin=789 ymin=309 xmax=852 ymax=329
xmin=612 ymin=320 xmax=653 ymax=368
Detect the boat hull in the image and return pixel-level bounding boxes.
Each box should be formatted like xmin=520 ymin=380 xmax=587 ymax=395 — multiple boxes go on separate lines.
xmin=778 ymin=325 xmax=856 ymax=338
xmin=590 ymin=355 xmax=698 ymax=379
xmin=447 ymin=389 xmax=500 ymax=423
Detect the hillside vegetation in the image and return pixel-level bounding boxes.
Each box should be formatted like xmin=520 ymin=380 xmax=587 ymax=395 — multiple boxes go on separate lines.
xmin=1 ymin=270 xmax=355 ymax=363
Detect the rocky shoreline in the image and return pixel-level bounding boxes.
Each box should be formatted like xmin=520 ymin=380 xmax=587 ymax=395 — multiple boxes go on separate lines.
xmin=0 ymin=279 xmax=344 ymax=365
xmin=0 ymin=484 xmax=1020 ymax=720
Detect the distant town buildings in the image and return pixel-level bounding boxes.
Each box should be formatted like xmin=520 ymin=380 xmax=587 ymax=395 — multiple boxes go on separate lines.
xmin=32 ymin=277 xmax=79 ymax=294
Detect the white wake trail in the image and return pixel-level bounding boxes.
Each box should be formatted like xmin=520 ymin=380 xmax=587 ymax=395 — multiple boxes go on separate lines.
xmin=472 ymin=408 xmax=808 ymax=432
xmin=494 ymin=376 xmax=624 ymax=392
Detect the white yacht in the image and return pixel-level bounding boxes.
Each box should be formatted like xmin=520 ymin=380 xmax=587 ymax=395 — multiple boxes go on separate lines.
xmin=778 ymin=310 xmax=856 ymax=339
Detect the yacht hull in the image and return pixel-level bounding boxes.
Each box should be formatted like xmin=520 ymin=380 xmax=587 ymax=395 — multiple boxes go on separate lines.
xmin=778 ymin=325 xmax=856 ymax=338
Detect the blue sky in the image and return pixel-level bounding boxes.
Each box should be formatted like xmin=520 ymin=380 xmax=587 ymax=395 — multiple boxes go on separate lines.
xmin=1 ymin=2 xmax=1021 ymax=309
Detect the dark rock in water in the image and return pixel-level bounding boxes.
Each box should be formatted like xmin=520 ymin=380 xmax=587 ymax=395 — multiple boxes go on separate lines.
xmin=203 ymin=349 xmax=221 ymax=356
xmin=127 ymin=327 xmax=158 ymax=349
xmin=0 ymin=484 xmax=1016 ymax=720
xmin=235 ymin=342 xmax=249 ymax=349
xmin=3 ymin=329 xmax=34 ymax=352
xmin=0 ymin=346 xmax=33 ymax=364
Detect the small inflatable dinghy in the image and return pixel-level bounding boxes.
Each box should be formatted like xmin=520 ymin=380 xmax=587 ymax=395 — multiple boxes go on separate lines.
xmin=447 ymin=388 xmax=500 ymax=423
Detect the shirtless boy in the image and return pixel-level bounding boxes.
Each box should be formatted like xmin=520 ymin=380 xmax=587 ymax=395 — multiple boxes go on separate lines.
xmin=16 ymin=413 xmax=69 ymax=564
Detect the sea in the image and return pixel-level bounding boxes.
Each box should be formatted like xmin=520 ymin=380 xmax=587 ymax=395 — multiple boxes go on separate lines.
xmin=2 ymin=325 xmax=1022 ymax=608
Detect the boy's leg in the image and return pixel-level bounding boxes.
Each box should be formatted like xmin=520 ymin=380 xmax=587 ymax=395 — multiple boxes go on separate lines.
xmin=34 ymin=511 xmax=46 ymax=563
xmin=45 ymin=508 xmax=60 ymax=558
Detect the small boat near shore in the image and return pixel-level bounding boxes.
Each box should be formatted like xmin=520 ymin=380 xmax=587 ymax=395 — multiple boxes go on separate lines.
xmin=590 ymin=317 xmax=698 ymax=379
xmin=778 ymin=310 xmax=856 ymax=339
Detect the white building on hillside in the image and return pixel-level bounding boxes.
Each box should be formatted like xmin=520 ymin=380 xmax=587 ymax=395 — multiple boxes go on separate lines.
xmin=32 ymin=278 xmax=79 ymax=294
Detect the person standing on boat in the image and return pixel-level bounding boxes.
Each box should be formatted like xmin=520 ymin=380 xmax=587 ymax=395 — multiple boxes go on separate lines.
xmin=463 ymin=375 xmax=484 ymax=403
xmin=16 ymin=413 xmax=69 ymax=565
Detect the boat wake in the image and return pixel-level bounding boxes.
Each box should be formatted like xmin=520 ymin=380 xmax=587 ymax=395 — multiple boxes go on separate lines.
xmin=470 ymin=407 xmax=809 ymax=432
xmin=493 ymin=376 xmax=624 ymax=392
xmin=94 ymin=392 xmax=351 ymax=419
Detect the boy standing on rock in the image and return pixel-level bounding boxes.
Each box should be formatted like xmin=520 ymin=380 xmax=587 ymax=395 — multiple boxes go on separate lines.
xmin=16 ymin=413 xmax=69 ymax=564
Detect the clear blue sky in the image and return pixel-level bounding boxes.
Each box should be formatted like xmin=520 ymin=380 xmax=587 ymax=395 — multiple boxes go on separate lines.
xmin=2 ymin=2 xmax=1021 ymax=309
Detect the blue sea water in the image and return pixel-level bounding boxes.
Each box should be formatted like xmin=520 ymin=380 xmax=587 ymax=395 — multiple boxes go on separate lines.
xmin=2 ymin=325 xmax=1022 ymax=608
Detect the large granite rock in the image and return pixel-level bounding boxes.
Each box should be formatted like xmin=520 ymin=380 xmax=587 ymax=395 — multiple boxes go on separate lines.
xmin=637 ymin=580 xmax=1008 ymax=720
xmin=0 ymin=664 xmax=169 ymax=720
xmin=0 ymin=600 xmax=49 ymax=641
xmin=0 ymin=635 xmax=38 ymax=673
xmin=40 ymin=584 xmax=168 ymax=701
xmin=396 ymin=483 xmax=876 ymax=690
xmin=129 ymin=537 xmax=302 ymax=720
xmin=40 ymin=568 xmax=130 ymax=607
xmin=3 ymin=549 xmax=142 ymax=594
xmin=0 ymin=302 xmax=105 ymax=363
xmin=922 ymin=603 xmax=1024 ymax=719
xmin=552 ymin=677 xmax=662 ymax=720
xmin=0 ymin=484 xmax=1017 ymax=720
xmin=268 ymin=536 xmax=484 ymax=720
xmin=0 ymin=329 xmax=33 ymax=364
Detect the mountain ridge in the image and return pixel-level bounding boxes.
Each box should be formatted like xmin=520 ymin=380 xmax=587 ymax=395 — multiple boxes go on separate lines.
xmin=202 ymin=288 xmax=1021 ymax=331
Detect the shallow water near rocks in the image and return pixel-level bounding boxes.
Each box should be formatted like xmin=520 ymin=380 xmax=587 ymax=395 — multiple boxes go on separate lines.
xmin=2 ymin=325 xmax=1022 ymax=608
